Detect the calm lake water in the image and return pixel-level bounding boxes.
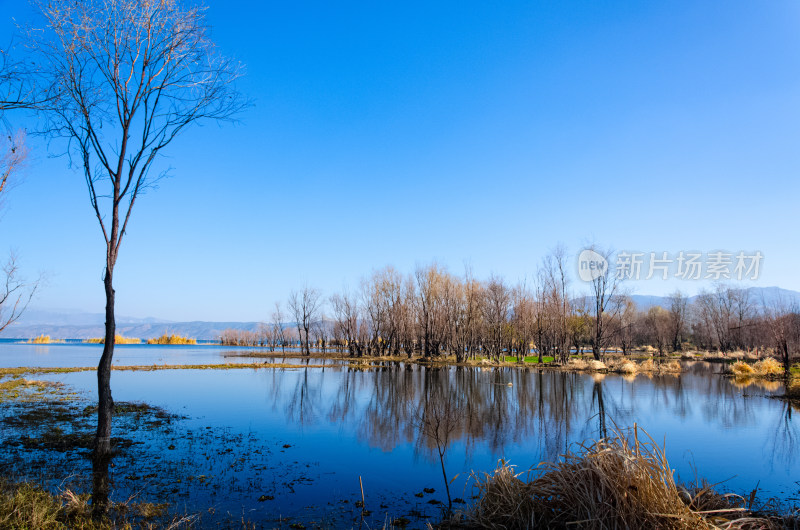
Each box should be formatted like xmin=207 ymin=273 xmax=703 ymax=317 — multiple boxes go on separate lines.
xmin=1 ymin=342 xmax=798 ymax=527
xmin=0 ymin=339 xmax=316 ymax=367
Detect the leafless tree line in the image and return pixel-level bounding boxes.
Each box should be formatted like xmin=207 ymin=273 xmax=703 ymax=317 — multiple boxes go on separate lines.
xmin=223 ymin=260 xmax=799 ymax=370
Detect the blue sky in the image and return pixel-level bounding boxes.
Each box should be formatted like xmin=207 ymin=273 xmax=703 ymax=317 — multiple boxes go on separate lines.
xmin=1 ymin=0 xmax=799 ymax=321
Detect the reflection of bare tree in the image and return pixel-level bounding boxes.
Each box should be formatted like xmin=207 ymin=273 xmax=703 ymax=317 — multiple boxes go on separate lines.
xmin=286 ymin=368 xmax=323 ymax=428
xmin=765 ymin=400 xmax=799 ymax=471
xmin=275 ymin=362 xmax=774 ymax=471
xmin=414 ymin=384 xmax=461 ymax=511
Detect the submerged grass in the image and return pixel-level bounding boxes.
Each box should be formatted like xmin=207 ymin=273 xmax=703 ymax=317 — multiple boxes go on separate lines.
xmin=462 ymin=426 xmax=787 ymax=530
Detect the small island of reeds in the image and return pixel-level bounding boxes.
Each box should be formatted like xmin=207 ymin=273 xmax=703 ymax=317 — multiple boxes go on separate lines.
xmin=145 ymin=334 xmax=196 ymax=345
xmin=85 ymin=335 xmax=141 ymax=345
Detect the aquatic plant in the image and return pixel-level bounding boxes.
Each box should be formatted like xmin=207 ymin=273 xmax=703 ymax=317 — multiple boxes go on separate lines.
xmin=587 ymin=360 xmax=607 ymax=371
xmin=617 ymin=361 xmax=638 ymax=374
xmin=731 ymin=361 xmax=755 ymax=376
xmin=146 ymin=334 xmax=196 ymax=345
xmin=85 ymin=334 xmax=141 ymax=345
xmin=27 ymin=335 xmax=58 ymax=344
xmin=0 ymin=478 xmax=191 ymax=528
xmin=753 ymin=357 xmax=783 ymax=376
xmin=465 ymin=426 xmax=776 ymax=529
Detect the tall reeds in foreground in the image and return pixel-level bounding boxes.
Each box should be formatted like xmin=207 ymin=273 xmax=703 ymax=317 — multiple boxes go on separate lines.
xmin=465 ymin=425 xmax=782 ymax=529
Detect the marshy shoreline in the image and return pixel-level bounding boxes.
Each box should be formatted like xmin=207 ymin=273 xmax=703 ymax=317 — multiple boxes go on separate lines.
xmin=1 ymin=355 xmax=799 ymax=528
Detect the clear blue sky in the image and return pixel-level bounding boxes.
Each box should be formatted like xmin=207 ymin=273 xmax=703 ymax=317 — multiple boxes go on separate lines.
xmin=1 ymin=0 xmax=799 ymax=321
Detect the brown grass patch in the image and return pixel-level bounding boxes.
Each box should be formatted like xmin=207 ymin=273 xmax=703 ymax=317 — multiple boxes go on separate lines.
xmin=465 ymin=426 xmax=776 ymax=529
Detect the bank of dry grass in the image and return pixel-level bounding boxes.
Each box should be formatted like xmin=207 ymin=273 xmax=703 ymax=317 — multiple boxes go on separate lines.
xmin=0 ymin=363 xmax=327 ymax=380
xmin=460 ymin=426 xmax=787 ymax=529
xmin=0 ymin=479 xmax=193 ymax=529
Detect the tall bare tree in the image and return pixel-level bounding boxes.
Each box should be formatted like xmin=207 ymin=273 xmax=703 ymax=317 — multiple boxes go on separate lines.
xmin=289 ymin=286 xmax=322 ymax=356
xmin=667 ymin=290 xmax=687 ymax=352
xmin=586 ymin=246 xmax=623 ymax=361
xmin=25 ymin=0 xmax=246 ymax=465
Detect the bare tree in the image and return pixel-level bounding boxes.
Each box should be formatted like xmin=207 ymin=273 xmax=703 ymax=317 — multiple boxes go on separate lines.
xmin=0 ymin=54 xmax=35 ymax=334
xmin=667 ymin=290 xmax=687 ymax=352
xmin=586 ymin=246 xmax=624 ymax=361
xmin=24 ymin=0 xmax=247 ymax=467
xmin=0 ymin=254 xmax=36 ymax=334
xmin=482 ymin=275 xmax=510 ymax=362
xmin=330 ymin=289 xmax=360 ymax=356
xmin=761 ymin=295 xmax=797 ymax=374
xmin=289 ymin=286 xmax=322 ymax=356
xmin=270 ymin=302 xmax=286 ymax=352
xmin=696 ymin=284 xmax=736 ymax=353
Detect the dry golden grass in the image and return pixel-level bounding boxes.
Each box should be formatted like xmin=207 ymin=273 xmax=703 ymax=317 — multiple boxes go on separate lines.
xmin=466 ymin=426 xmax=776 ymax=530
xmin=753 ymin=357 xmax=783 ymax=376
xmin=732 ymin=361 xmax=756 ymax=376
xmin=0 ymin=479 xmax=194 ymax=528
xmin=618 ymin=361 xmax=638 ymax=374
xmin=85 ymin=334 xmax=141 ymax=345
xmin=27 ymin=335 xmax=63 ymax=344
xmin=588 ymin=360 xmax=607 ymax=371
xmin=146 ymin=334 xmax=196 ymax=345
xmin=566 ymin=358 xmax=588 ymax=370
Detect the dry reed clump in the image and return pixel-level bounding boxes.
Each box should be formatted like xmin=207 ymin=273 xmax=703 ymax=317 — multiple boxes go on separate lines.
xmin=753 ymin=357 xmax=783 ymax=376
xmin=732 ymin=361 xmax=756 ymax=376
xmin=617 ymin=361 xmax=638 ymax=374
xmin=661 ymin=360 xmax=682 ymax=373
xmin=588 ymin=360 xmax=607 ymax=371
xmin=146 ymin=334 xmax=196 ymax=345
xmin=639 ymin=358 xmax=656 ymax=372
xmin=466 ymin=426 xmax=776 ymax=530
xmin=566 ymin=358 xmax=588 ymax=370
xmin=0 ymin=479 xmax=194 ymax=529
xmin=86 ymin=334 xmax=141 ymax=345
xmin=642 ymin=345 xmax=658 ymax=355
xmin=27 ymin=335 xmax=60 ymax=344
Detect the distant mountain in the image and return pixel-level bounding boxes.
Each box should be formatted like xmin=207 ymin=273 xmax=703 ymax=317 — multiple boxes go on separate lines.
xmin=4 ymin=287 xmax=800 ymax=340
xmin=2 ymin=307 xmax=259 ymax=340
xmin=2 ymin=320 xmax=261 ymax=340
xmin=628 ymin=286 xmax=800 ymax=310
xmin=12 ymin=308 xmax=173 ymax=327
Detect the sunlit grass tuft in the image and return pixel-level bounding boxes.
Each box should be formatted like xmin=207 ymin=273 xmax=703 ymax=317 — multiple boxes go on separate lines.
xmin=26 ymin=335 xmax=63 ymax=344
xmin=85 ymin=334 xmax=141 ymax=345
xmin=731 ymin=360 xmax=756 ymax=376
xmin=146 ymin=334 xmax=196 ymax=345
xmin=465 ymin=426 xmax=775 ymax=529
xmin=753 ymin=357 xmax=783 ymax=376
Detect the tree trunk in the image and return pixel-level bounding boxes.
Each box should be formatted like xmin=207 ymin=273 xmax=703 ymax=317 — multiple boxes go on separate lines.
xmin=96 ymin=267 xmax=115 ymax=452
xmin=93 ymin=266 xmax=115 ymax=516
